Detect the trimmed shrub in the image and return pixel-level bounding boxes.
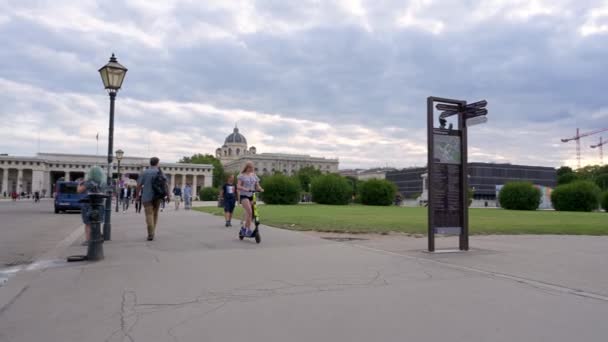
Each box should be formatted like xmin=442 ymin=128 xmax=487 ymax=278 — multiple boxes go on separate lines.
xmin=199 ymin=187 xmax=219 ymax=201
xmin=311 ymin=174 xmax=352 ymax=205
xmin=595 ymin=173 xmax=608 ymax=191
xmin=260 ymin=174 xmax=301 ymax=205
xmin=601 ymin=191 xmax=608 ymax=212
xmin=551 ymin=181 xmax=601 ymax=212
xmin=359 ymin=179 xmax=397 ymax=206
xmin=498 ymin=182 xmax=541 ymax=210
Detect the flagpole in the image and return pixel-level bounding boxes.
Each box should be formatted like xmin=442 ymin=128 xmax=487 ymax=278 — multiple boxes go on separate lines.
xmin=96 ymin=133 xmax=99 ymax=157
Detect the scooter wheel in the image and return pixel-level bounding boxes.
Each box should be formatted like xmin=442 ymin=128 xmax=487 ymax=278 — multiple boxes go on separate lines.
xmin=254 ymin=231 xmax=261 ymax=244
xmin=239 ymin=235 xmax=244 ymax=241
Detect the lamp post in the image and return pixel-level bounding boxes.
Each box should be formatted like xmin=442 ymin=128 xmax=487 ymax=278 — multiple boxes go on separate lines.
xmin=115 ymin=149 xmax=124 ymax=212
xmin=99 ymin=53 xmax=128 ymax=241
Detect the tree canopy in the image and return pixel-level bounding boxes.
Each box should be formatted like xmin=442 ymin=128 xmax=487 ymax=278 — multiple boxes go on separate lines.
xmin=179 ymin=154 xmax=225 ymax=188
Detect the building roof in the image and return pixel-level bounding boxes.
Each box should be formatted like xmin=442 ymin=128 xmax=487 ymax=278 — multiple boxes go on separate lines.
xmin=224 ymin=127 xmax=247 ymax=145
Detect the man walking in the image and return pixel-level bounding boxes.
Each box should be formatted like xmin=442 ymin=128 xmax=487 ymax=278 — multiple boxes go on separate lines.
xmin=136 ymin=157 xmax=170 ymax=241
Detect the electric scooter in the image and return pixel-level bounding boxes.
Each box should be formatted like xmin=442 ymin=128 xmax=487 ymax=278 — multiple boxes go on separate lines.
xmin=239 ymin=191 xmax=261 ymax=244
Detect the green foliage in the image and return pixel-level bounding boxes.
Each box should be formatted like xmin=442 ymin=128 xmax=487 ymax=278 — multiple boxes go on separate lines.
xmin=199 ymin=187 xmax=219 ymax=201
xmin=498 ymin=182 xmax=541 ymax=210
xmin=260 ymin=174 xmax=301 ymax=205
xmin=179 ymin=154 xmax=225 ymax=188
xmin=556 ymin=166 xmax=574 ymax=177
xmin=595 ymin=174 xmax=608 ymax=191
xmin=551 ymin=181 xmax=601 ymax=212
xmin=359 ymin=179 xmax=397 ymax=206
xmin=557 ymin=172 xmax=578 ymax=185
xmin=601 ymin=192 xmax=608 ymax=212
xmin=296 ymin=166 xmax=323 ymax=191
xmin=311 ymin=174 xmax=352 ymax=205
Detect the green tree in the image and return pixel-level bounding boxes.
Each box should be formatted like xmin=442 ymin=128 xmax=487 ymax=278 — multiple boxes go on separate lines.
xmin=260 ymin=174 xmax=301 ymax=204
xmin=556 ymin=166 xmax=577 ymax=185
xmin=359 ymin=179 xmax=397 ymax=206
xmin=595 ymin=173 xmax=608 ymax=191
xmin=601 ymin=191 xmax=608 ymax=212
xmin=311 ymin=174 xmax=352 ymax=205
xmin=551 ymin=180 xmax=601 ymax=212
xmin=498 ymin=182 xmax=541 ymax=210
xmin=179 ymin=154 xmax=225 ymax=188
xmin=296 ymin=166 xmax=323 ymax=191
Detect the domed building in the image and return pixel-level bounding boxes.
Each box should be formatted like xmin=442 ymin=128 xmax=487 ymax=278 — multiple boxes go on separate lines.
xmin=215 ymin=126 xmax=339 ymax=175
xmin=215 ymin=126 xmax=257 ymax=163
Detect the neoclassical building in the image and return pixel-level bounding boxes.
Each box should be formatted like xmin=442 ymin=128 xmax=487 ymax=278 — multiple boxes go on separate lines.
xmin=215 ymin=127 xmax=339 ymax=175
xmin=0 ymin=153 xmax=213 ymax=197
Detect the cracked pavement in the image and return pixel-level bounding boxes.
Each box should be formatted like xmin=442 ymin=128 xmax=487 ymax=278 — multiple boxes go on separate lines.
xmin=0 ymin=207 xmax=607 ymax=342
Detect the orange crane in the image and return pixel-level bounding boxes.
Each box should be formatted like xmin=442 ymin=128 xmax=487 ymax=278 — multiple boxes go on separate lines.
xmin=561 ymin=128 xmax=608 ymax=168
xmin=590 ymin=136 xmax=607 ymax=165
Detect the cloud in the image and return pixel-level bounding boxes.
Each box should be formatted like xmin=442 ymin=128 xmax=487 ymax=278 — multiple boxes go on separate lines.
xmin=1 ymin=0 xmax=607 ymax=169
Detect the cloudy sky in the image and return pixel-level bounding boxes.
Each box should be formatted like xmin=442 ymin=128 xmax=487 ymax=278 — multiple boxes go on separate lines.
xmin=1 ymin=0 xmax=607 ymax=169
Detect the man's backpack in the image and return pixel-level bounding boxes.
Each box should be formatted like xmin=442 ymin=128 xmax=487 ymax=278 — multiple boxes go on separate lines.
xmin=152 ymin=170 xmax=167 ymax=200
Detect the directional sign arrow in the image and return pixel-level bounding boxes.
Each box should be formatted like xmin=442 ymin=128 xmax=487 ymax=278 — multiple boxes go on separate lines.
xmin=467 ymin=116 xmax=488 ymax=127
xmin=464 ymin=108 xmax=488 ymax=118
xmin=465 ymin=100 xmax=487 ymax=109
xmin=436 ymin=104 xmax=461 ymax=112
xmin=439 ymin=110 xmax=459 ymax=119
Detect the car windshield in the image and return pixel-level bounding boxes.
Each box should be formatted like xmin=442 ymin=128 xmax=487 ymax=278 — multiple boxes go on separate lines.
xmin=58 ymin=184 xmax=78 ymax=194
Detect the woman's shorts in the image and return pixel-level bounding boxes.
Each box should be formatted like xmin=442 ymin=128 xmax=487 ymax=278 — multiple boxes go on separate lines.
xmin=224 ymin=198 xmax=236 ymax=213
xmin=81 ymin=204 xmax=105 ymax=225
xmin=239 ymin=195 xmax=252 ymax=203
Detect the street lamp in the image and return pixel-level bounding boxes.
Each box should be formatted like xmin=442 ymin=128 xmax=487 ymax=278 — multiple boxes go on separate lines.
xmin=115 ymin=149 xmax=124 ymax=212
xmin=99 ymin=53 xmax=127 ymax=241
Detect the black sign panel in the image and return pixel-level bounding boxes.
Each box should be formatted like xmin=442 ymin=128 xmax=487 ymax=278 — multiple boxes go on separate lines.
xmin=466 ymin=100 xmax=487 ymax=109
xmin=436 ymin=104 xmax=460 ymax=112
xmin=431 ymin=129 xmax=463 ymax=235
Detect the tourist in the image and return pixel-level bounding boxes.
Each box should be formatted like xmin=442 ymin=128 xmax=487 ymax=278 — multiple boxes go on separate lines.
xmin=122 ymin=186 xmax=131 ymax=213
xmin=135 ymin=187 xmax=143 ymax=214
xmin=183 ymin=183 xmax=193 ymax=210
xmin=237 ymin=161 xmax=264 ymax=237
xmin=173 ymin=184 xmax=182 ymax=210
xmin=220 ymin=175 xmax=237 ymax=227
xmin=77 ymin=166 xmax=106 ymax=245
xmin=136 ymin=157 xmax=170 ymax=241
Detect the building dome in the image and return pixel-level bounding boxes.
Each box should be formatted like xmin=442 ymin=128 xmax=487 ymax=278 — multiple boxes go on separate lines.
xmin=224 ymin=127 xmax=247 ymax=145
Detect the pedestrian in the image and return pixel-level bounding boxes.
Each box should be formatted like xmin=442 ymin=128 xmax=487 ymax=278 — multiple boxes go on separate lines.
xmin=183 ymin=183 xmax=193 ymax=210
xmin=34 ymin=191 xmax=40 ymax=203
xmin=135 ymin=187 xmax=142 ymax=214
xmin=135 ymin=157 xmax=170 ymax=241
xmin=219 ymin=175 xmax=237 ymax=227
xmin=237 ymin=161 xmax=264 ymax=237
xmin=173 ymin=184 xmax=182 ymax=210
xmin=11 ymin=191 xmax=17 ymax=201
xmin=122 ymin=186 xmax=131 ymax=212
xmin=77 ymin=166 xmax=106 ymax=245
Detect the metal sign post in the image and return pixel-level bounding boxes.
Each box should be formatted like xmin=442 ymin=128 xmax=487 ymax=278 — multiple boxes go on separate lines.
xmin=427 ymin=96 xmax=488 ymax=252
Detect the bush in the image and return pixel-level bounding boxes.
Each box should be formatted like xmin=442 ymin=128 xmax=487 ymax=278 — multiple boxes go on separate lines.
xmin=260 ymin=174 xmax=301 ymax=205
xmin=601 ymin=192 xmax=608 ymax=212
xmin=498 ymin=182 xmax=541 ymax=210
xmin=551 ymin=181 xmax=601 ymax=212
xmin=359 ymin=179 xmax=397 ymax=206
xmin=199 ymin=187 xmax=219 ymax=201
xmin=595 ymin=173 xmax=608 ymax=191
xmin=311 ymin=174 xmax=352 ymax=205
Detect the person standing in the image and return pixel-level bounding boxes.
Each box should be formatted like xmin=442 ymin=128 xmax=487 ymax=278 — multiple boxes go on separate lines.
xmin=183 ymin=183 xmax=193 ymax=210
xmin=122 ymin=186 xmax=131 ymax=212
xmin=173 ymin=184 xmax=182 ymax=210
xmin=136 ymin=157 xmax=170 ymax=241
xmin=219 ymin=175 xmax=237 ymax=227
xmin=77 ymin=167 xmax=106 ymax=245
xmin=135 ymin=188 xmax=142 ymax=214
xmin=237 ymin=161 xmax=264 ymax=237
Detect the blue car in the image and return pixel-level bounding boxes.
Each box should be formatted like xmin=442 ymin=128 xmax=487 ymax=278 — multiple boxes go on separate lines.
xmin=54 ymin=181 xmax=87 ymax=213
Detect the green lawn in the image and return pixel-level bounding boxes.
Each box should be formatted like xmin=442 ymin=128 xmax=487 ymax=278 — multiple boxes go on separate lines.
xmin=194 ymin=204 xmax=608 ymax=235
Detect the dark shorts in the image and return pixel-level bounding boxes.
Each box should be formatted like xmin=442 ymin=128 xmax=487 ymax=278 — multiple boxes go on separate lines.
xmin=81 ymin=204 xmax=105 ymax=225
xmin=224 ymin=197 xmax=236 ymax=213
xmin=239 ymin=195 xmax=252 ymax=203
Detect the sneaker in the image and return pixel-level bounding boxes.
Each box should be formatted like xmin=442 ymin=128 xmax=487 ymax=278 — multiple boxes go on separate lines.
xmin=245 ymin=229 xmax=253 ymax=237
xmin=225 ymin=221 xmax=230 ymax=227
xmin=228 ymin=221 xmax=232 ymax=227
xmin=147 ymin=235 xmax=154 ymax=241
xmin=239 ymin=227 xmax=246 ymax=236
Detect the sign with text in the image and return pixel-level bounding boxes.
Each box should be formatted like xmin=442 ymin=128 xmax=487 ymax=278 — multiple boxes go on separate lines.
xmin=427 ymin=97 xmax=487 ymax=252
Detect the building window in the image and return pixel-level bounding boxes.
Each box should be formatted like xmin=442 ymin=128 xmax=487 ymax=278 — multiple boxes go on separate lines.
xmin=228 ymin=148 xmax=232 ymax=156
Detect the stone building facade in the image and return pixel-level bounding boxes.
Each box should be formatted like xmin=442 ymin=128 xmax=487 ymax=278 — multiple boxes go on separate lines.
xmin=215 ymin=127 xmax=339 ymax=175
xmin=0 ymin=153 xmax=213 ymax=197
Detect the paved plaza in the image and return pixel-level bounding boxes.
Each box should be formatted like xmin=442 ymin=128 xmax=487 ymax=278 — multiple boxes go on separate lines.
xmin=1 ymin=203 xmax=607 ymax=341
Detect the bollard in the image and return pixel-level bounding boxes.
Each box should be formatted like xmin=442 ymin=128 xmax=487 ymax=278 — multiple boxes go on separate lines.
xmin=86 ymin=192 xmax=106 ymax=261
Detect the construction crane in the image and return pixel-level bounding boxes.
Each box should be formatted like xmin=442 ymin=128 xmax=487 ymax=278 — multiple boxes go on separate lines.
xmin=561 ymin=128 xmax=608 ymax=168
xmin=590 ymin=136 xmax=607 ymax=165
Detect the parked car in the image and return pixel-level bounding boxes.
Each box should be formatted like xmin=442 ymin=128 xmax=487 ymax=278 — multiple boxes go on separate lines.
xmin=54 ymin=181 xmax=87 ymax=213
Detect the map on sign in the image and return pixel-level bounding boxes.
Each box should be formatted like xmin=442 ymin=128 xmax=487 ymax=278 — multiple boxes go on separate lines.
xmin=433 ymin=134 xmax=461 ymax=164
